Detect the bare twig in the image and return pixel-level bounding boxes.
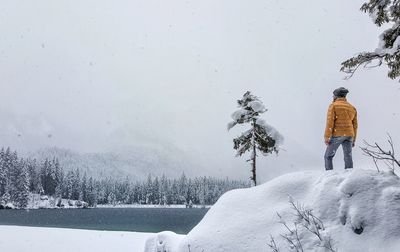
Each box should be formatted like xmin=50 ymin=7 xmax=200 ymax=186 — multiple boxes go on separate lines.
xmin=267 ymin=235 xmax=280 ymax=252
xmin=280 ymin=233 xmax=303 ymax=252
xmin=293 ymin=223 xmax=304 ymax=252
xmin=361 ymin=133 xmax=400 ymax=173
xmin=270 ymin=198 xmax=337 ymax=252
xmin=277 ymin=212 xmax=293 ymax=234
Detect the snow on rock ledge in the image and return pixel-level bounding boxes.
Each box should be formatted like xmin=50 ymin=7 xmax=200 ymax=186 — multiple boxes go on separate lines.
xmin=144 ymin=169 xmax=400 ymax=252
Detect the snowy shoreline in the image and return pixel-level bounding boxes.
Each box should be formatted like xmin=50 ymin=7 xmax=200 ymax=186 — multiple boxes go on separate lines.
xmin=0 ymin=225 xmax=154 ymax=252
xmin=96 ymin=204 xmax=211 ymax=209
xmin=1 ymin=193 xmax=212 ymax=210
xmin=0 ymin=203 xmax=212 ymax=210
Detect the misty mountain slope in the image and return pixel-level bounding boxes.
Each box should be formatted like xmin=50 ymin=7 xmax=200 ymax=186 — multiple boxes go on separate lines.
xmin=145 ymin=169 xmax=400 ymax=252
xmin=28 ymin=146 xmax=203 ymax=180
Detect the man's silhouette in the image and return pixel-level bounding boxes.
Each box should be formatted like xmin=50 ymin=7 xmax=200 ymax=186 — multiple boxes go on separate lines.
xmin=324 ymin=87 xmax=358 ymax=170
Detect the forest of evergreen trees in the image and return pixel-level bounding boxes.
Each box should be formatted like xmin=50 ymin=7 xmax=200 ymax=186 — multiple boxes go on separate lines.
xmin=0 ymin=147 xmax=249 ymax=209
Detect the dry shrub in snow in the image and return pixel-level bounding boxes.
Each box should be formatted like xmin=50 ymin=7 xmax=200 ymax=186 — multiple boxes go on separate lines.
xmin=268 ymin=198 xmax=336 ymax=252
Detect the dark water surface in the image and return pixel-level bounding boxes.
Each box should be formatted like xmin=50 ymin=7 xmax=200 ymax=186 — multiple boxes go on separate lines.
xmin=0 ymin=208 xmax=209 ymax=234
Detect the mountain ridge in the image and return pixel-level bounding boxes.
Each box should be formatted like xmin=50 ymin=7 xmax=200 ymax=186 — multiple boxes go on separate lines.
xmin=26 ymin=145 xmax=202 ymax=180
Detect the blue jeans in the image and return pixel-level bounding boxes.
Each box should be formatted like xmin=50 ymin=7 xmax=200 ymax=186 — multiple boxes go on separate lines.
xmin=324 ymin=136 xmax=353 ymax=170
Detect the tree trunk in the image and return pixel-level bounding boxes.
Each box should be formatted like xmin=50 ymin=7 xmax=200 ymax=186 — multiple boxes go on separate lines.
xmin=252 ymin=143 xmax=257 ymax=186
xmin=251 ymin=120 xmax=257 ymax=186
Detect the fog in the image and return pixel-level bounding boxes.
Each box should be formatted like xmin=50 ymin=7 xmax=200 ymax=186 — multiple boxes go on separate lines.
xmin=1 ymin=0 xmax=399 ymax=182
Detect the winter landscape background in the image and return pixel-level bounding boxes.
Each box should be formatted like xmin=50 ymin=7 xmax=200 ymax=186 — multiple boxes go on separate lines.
xmin=1 ymin=0 xmax=400 ymax=251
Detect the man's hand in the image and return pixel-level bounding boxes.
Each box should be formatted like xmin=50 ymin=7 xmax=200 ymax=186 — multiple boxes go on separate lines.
xmin=352 ymin=141 xmax=355 ymax=148
xmin=325 ymin=138 xmax=330 ymax=146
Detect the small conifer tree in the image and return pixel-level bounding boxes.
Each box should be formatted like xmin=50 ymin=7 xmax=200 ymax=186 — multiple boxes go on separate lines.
xmin=228 ymin=91 xmax=283 ymax=186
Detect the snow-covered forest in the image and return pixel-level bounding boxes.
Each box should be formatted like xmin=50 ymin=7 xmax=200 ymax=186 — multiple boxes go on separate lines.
xmin=0 ymin=147 xmax=249 ymax=209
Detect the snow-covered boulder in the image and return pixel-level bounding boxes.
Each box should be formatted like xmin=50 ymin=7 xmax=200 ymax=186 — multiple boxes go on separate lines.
xmin=143 ymin=231 xmax=184 ymax=252
xmin=5 ymin=202 xmax=15 ymax=209
xmin=144 ymin=169 xmax=400 ymax=252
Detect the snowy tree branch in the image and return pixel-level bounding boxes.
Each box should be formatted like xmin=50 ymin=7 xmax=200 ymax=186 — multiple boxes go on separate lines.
xmin=341 ymin=0 xmax=400 ymax=80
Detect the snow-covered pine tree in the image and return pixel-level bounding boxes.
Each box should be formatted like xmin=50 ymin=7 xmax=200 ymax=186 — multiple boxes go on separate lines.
xmin=0 ymin=148 xmax=11 ymax=206
xmin=14 ymin=159 xmax=29 ymax=208
xmin=53 ymin=158 xmax=63 ymax=190
xmin=54 ymin=159 xmax=63 ymax=202
xmin=170 ymin=179 xmax=179 ymax=204
xmin=8 ymin=150 xmax=20 ymax=203
xmin=87 ymin=177 xmax=97 ymax=207
xmin=228 ymin=91 xmax=283 ymax=186
xmin=160 ymin=174 xmax=168 ymax=205
xmin=107 ymin=190 xmax=117 ymax=206
xmin=121 ymin=176 xmax=131 ymax=204
xmin=39 ymin=159 xmax=48 ymax=194
xmin=0 ymin=148 xmax=6 ymax=197
xmin=63 ymin=170 xmax=74 ymax=199
xmin=145 ymin=174 xmax=153 ymax=204
xmin=40 ymin=158 xmax=58 ymax=195
xmin=71 ymin=169 xmax=81 ymax=200
xmin=0 ymin=190 xmax=11 ymax=207
xmin=81 ymin=172 xmax=88 ymax=202
xmin=186 ymin=178 xmax=195 ymax=206
xmin=152 ymin=176 xmax=160 ymax=205
xmin=26 ymin=158 xmax=39 ymax=193
xmin=178 ymin=173 xmax=188 ymax=204
xmin=341 ymin=0 xmax=400 ymax=80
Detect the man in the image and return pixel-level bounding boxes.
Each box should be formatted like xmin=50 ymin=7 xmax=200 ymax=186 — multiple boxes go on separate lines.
xmin=324 ymin=87 xmax=358 ymax=170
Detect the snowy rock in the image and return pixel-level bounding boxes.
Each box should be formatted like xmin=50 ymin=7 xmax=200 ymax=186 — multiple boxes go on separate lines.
xmin=40 ymin=195 xmax=48 ymax=200
xmin=144 ymin=231 xmax=184 ymax=252
xmin=144 ymin=169 xmax=400 ymax=252
xmin=26 ymin=194 xmax=88 ymax=209
xmin=5 ymin=202 xmax=15 ymax=209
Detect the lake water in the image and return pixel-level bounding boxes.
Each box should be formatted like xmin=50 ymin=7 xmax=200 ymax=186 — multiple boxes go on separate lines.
xmin=0 ymin=208 xmax=209 ymax=234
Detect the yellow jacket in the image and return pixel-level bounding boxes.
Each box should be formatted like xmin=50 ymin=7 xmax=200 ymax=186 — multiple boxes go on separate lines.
xmin=324 ymin=98 xmax=358 ymax=142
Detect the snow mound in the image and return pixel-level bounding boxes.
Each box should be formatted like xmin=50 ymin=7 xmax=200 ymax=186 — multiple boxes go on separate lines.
xmin=144 ymin=169 xmax=400 ymax=252
xmin=143 ymin=231 xmax=184 ymax=252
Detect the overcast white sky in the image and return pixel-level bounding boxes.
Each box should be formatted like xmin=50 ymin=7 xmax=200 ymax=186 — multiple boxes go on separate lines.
xmin=1 ymin=0 xmax=399 ymax=181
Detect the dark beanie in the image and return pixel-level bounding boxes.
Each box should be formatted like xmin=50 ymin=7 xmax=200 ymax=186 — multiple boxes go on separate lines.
xmin=333 ymin=87 xmax=349 ymax=98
